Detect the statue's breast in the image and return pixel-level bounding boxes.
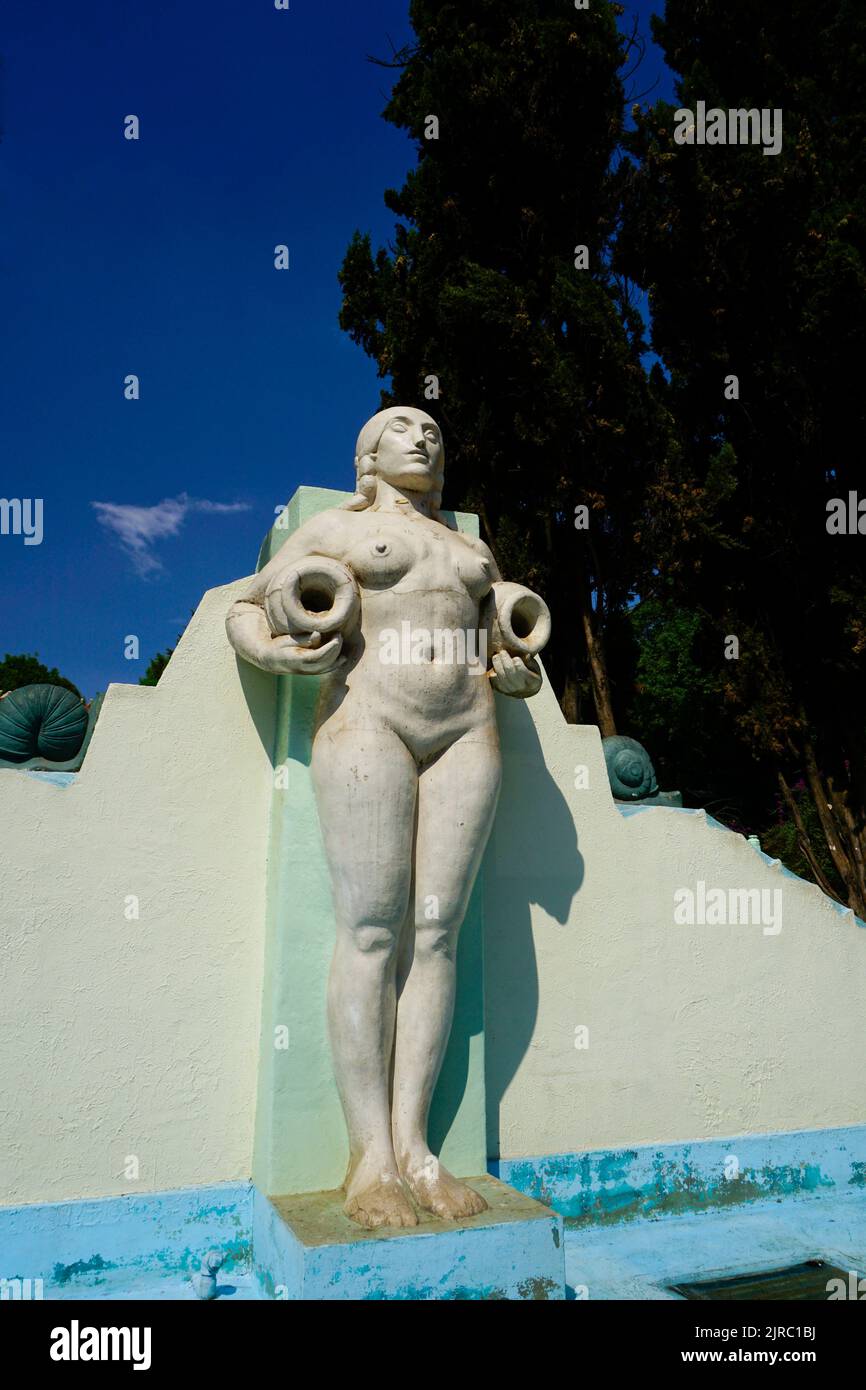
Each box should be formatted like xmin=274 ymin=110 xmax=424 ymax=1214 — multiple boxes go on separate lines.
xmin=454 ymin=544 xmax=494 ymax=601
xmin=344 ymin=529 xmax=416 ymax=590
xmin=344 ymin=516 xmax=493 ymax=603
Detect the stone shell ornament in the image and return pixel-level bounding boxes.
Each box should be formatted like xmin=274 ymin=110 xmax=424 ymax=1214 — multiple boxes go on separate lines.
xmin=264 ymin=555 xmax=360 ymax=640
xmin=0 ymin=684 xmax=89 ymax=764
xmin=603 ymin=735 xmax=660 ymax=802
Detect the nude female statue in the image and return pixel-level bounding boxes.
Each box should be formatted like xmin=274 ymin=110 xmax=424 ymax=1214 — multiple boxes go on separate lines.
xmin=226 ymin=407 xmax=550 ymax=1229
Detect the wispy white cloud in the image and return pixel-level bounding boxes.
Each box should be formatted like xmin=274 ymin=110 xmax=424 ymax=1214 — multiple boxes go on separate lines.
xmin=92 ymin=493 xmax=250 ymax=576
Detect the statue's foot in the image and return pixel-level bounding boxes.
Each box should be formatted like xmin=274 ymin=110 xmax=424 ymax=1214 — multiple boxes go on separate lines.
xmin=398 ymin=1151 xmax=489 ymax=1221
xmin=344 ymin=1162 xmax=418 ymax=1230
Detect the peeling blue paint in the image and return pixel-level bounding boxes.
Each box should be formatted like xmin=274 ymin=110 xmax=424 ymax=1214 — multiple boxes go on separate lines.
xmin=493 ymin=1126 xmax=866 ymax=1226
xmin=53 ymin=1255 xmax=114 ymax=1286
xmin=5 ymin=1133 xmax=863 ymax=1300
xmin=0 ymin=1182 xmax=253 ymax=1298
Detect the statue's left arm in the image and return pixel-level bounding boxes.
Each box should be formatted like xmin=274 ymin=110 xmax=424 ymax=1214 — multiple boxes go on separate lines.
xmin=470 ymin=539 xmax=549 ymax=700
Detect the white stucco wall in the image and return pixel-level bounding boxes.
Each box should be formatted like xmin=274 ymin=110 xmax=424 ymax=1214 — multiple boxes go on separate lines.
xmin=0 ymin=580 xmax=274 ymax=1206
xmin=485 ymin=678 xmax=866 ymax=1160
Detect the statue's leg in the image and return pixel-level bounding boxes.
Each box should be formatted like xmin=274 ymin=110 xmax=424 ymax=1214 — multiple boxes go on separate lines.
xmin=312 ymin=721 xmax=420 ymax=1229
xmin=391 ymin=728 xmax=502 ymax=1219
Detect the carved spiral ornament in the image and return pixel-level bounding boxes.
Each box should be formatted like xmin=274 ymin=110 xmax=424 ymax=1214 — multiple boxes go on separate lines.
xmin=603 ymin=735 xmax=660 ymax=801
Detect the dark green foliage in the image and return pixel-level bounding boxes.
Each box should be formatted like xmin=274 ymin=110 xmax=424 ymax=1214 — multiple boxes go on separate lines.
xmin=339 ymin=0 xmax=670 ymax=729
xmin=139 ymin=648 xmax=174 ymax=687
xmin=339 ymin=0 xmax=866 ymax=907
xmin=762 ymin=783 xmax=845 ymax=902
xmin=616 ymin=0 xmax=866 ymax=911
xmin=0 ymin=652 xmax=81 ymax=699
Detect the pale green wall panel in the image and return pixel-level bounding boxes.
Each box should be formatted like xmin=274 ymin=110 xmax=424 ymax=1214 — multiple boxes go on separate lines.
xmin=252 ymin=487 xmax=488 ymax=1195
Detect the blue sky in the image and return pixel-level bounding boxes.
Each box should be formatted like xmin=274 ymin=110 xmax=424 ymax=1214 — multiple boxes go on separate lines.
xmin=1 ymin=1 xmax=672 ymax=698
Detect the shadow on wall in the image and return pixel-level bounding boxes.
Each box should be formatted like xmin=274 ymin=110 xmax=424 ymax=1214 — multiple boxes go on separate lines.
xmin=483 ymin=695 xmax=584 ymax=1160
xmin=236 ymin=657 xmax=280 ymax=766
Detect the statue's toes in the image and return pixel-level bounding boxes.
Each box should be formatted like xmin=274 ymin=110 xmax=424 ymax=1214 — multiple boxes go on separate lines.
xmin=408 ymin=1168 xmax=488 ymax=1221
xmin=344 ymin=1181 xmax=418 ymax=1230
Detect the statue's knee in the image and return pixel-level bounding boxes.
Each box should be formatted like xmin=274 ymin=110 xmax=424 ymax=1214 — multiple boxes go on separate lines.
xmin=352 ymin=922 xmax=400 ymax=956
xmin=413 ymin=913 xmax=460 ymax=958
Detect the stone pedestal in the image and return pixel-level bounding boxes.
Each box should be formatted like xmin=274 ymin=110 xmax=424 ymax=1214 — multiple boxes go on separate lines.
xmin=253 ymin=1176 xmax=565 ymax=1300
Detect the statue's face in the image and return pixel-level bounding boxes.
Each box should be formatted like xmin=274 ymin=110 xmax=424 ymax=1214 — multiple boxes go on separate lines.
xmin=373 ymin=410 xmax=442 ymax=492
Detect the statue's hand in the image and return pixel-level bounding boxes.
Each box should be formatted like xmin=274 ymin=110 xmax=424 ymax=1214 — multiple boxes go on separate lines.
xmin=489 ymin=651 xmax=542 ymax=699
xmin=263 ymin=630 xmax=345 ymax=675
xmin=226 ymin=601 xmax=345 ymax=676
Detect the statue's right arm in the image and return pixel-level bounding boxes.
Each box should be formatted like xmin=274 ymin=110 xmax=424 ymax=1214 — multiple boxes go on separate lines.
xmin=226 ymin=512 xmax=352 ymax=676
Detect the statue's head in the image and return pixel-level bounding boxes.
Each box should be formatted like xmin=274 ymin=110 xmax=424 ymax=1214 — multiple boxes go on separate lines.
xmin=344 ymin=406 xmax=446 ymax=516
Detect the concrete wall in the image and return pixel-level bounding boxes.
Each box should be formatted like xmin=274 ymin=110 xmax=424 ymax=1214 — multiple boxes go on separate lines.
xmin=0 ymin=582 xmax=275 ymax=1205
xmin=2 ymin=488 xmax=865 ymax=1209
xmin=485 ymin=679 xmax=866 ymax=1161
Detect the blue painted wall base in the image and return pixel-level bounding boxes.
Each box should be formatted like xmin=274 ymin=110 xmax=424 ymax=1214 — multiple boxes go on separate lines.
xmin=0 ymin=1182 xmax=253 ymax=1300
xmin=5 ymin=1126 xmax=866 ymax=1300
xmin=0 ymin=1176 xmax=563 ymax=1300
xmin=493 ymin=1124 xmax=866 ymax=1226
